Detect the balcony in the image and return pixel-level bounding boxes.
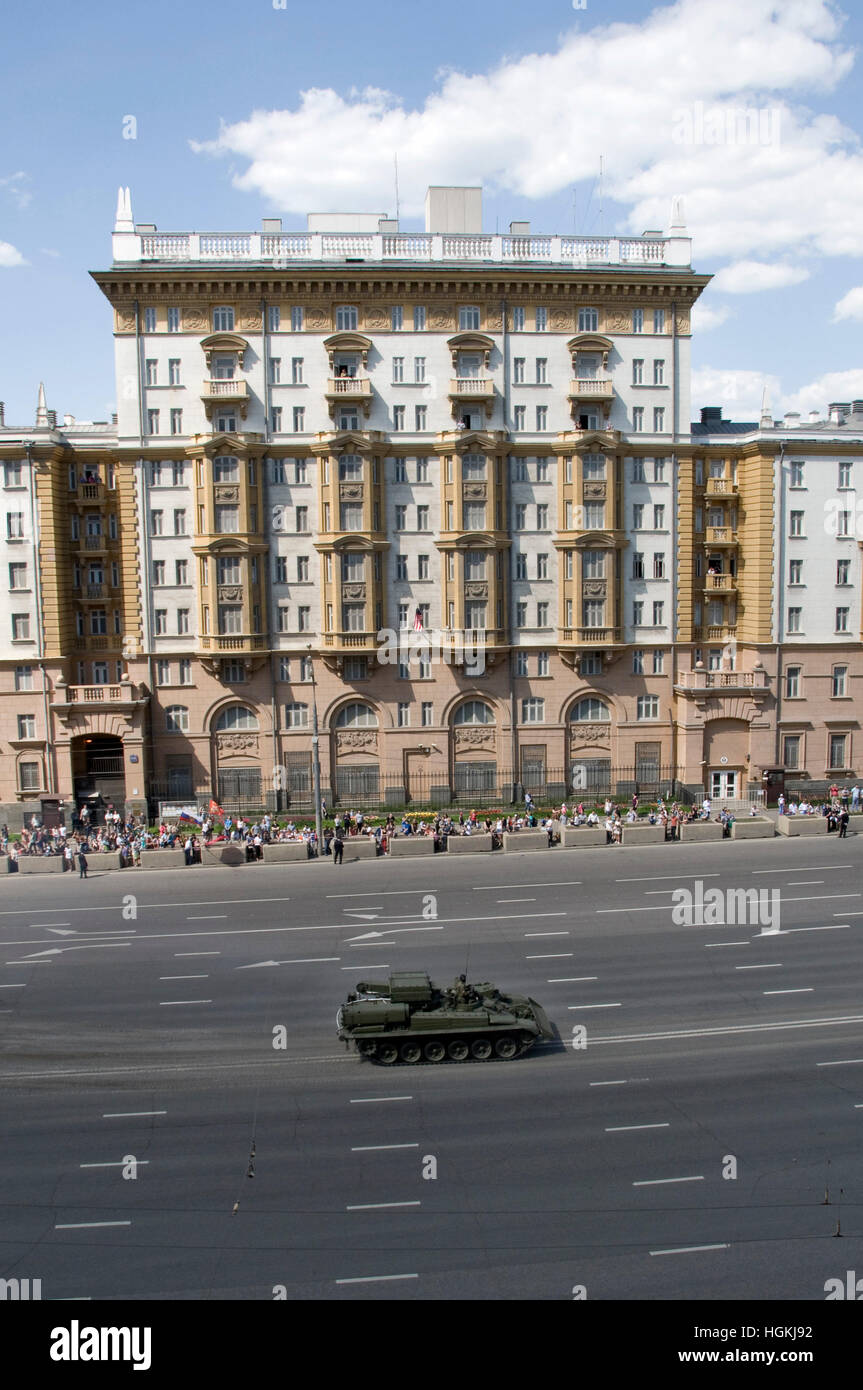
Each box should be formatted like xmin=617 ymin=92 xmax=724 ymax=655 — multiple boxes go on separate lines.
xmin=705 ymin=478 xmax=738 ymax=498
xmin=78 ymin=480 xmax=105 ymax=502
xmin=695 ymin=624 xmax=738 ymax=641
xmin=676 ymin=668 xmax=769 ymax=693
xmin=55 ymin=683 xmax=144 ymax=709
xmin=705 ymin=527 xmax=738 ymax=546
xmin=567 ymin=377 xmax=614 ymax=401
xmin=200 ymin=379 xmax=250 ymax=418
xmin=84 ymin=583 xmax=105 ymax=600
xmin=83 ymin=534 xmax=107 ymax=552
xmin=200 ymin=635 xmax=268 ymax=651
xmin=325 ymin=376 xmax=373 ymax=417
xmin=448 ymin=377 xmax=496 ymax=418
xmin=73 ymin=636 xmax=111 ymax=650
xmin=322 ymin=631 xmax=378 ymax=650
xmin=704 ymin=573 xmax=737 ymax=592
xmin=561 ymin=627 xmax=623 ymax=644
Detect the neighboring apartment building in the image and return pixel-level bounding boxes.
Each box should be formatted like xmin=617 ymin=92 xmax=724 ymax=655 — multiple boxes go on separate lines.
xmin=0 ymin=186 xmax=860 ymax=821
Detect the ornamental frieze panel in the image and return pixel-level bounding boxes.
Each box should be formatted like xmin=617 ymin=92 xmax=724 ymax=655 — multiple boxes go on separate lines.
xmin=430 ymin=308 xmax=454 ymax=330
xmin=237 ymin=310 xmax=261 ymax=331
xmin=116 ymin=310 xmax=137 ymax=333
xmin=674 ymin=310 xmax=691 ymax=334
xmin=605 ymin=311 xmax=630 ymax=332
xmin=485 ymin=309 xmax=503 ymax=331
xmin=339 ymin=483 xmax=364 ymax=501
xmin=305 ymin=308 xmax=328 ymax=330
xmin=183 ymin=309 xmax=208 ymax=331
xmin=582 ymin=580 xmax=607 ymax=598
xmin=336 ymin=730 xmax=377 ymax=750
xmin=214 ymin=486 xmax=240 ymax=501
xmin=551 ymin=309 xmax=573 ymax=331
xmin=341 ymin=583 xmax=366 ymax=600
xmin=569 ymin=725 xmax=610 ymax=745
xmin=464 ymin=582 xmax=489 ymax=599
xmin=453 ymin=728 xmax=495 ymax=748
xmin=462 ymin=483 xmax=487 ymax=500
xmin=363 ymin=308 xmax=388 ymax=330
xmin=218 ymin=586 xmax=243 ymax=602
xmin=216 ymin=733 xmax=259 ymax=754
xmin=583 ymin=481 xmax=607 ymax=499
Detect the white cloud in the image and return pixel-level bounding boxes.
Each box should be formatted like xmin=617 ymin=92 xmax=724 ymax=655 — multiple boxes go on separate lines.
xmin=833 ymin=286 xmax=863 ymax=322
xmin=0 ymin=240 xmax=27 ymax=268
xmin=691 ymin=366 xmax=781 ymax=421
xmin=779 ymin=369 xmax=863 ymax=416
xmin=190 ymin=0 xmax=863 ymax=273
xmin=0 ymin=171 xmax=31 ymax=211
xmin=710 ymin=261 xmax=810 ymax=294
xmin=691 ymin=303 xmax=732 ymax=332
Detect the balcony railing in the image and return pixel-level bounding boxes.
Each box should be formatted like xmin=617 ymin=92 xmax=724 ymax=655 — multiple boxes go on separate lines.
xmin=706 ymin=574 xmax=737 ymax=591
xmin=695 ymin=624 xmax=738 ymax=641
xmin=79 ymin=482 xmax=104 ymax=501
xmin=705 ymin=478 xmax=737 ymax=497
xmin=322 ymin=631 xmax=378 ymax=649
xmin=561 ymin=627 xmax=622 ymax=644
xmin=568 ymin=377 xmax=614 ymax=399
xmin=129 ymin=230 xmax=688 ymax=269
xmin=201 ymin=379 xmax=250 ymax=400
xmin=677 ymin=669 xmax=768 ymax=691
xmin=325 ymin=376 xmax=373 ymax=398
xmin=449 ymin=376 xmax=495 ymax=396
xmin=84 ymin=534 xmax=106 ymax=550
xmin=85 ymin=583 xmax=105 ymax=599
xmin=705 ymin=527 xmax=738 ymax=545
xmin=199 ymin=635 xmax=268 ymax=651
xmin=60 ymin=685 xmax=133 ymax=704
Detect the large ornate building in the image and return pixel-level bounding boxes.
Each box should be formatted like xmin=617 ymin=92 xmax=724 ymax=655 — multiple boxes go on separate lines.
xmin=0 ymin=187 xmax=860 ymax=821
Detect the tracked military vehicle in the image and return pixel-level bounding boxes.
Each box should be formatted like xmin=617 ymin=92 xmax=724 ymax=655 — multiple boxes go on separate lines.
xmin=337 ymin=971 xmax=554 ymax=1063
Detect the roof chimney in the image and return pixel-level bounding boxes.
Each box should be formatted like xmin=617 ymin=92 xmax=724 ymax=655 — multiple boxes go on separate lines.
xmin=852 ymin=400 xmax=863 ymax=416
xmin=829 ymin=402 xmax=850 ymax=425
xmin=808 ymin=410 xmax=821 ymax=423
xmin=700 ymin=406 xmax=723 ymax=424
xmin=783 ymin=412 xmax=801 ymax=428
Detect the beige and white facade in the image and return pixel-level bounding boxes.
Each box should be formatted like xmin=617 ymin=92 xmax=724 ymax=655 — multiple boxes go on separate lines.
xmin=0 ymin=187 xmax=860 ymax=821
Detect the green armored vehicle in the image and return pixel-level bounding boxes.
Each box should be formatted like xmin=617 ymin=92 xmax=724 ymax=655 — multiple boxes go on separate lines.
xmin=337 ymin=971 xmax=554 ymax=1064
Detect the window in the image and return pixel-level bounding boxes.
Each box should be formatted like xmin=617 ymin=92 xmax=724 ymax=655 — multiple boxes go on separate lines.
xmin=571 ymin=697 xmax=610 ymax=722
xmin=167 ymin=358 xmax=181 ymax=386
xmin=789 ymin=511 xmax=804 ymax=537
xmin=514 ymin=405 xmax=526 ymax=431
xmin=415 ymin=405 xmax=427 ymax=431
xmin=177 ymin=609 xmax=189 ymax=635
xmin=267 ymin=357 xmax=282 ymax=386
xmin=512 ymin=357 xmax=526 ymax=385
xmin=150 ymin=509 xmax=163 ymax=536
xmin=164 ymin=704 xmax=189 ymax=734
xmin=167 ymin=307 xmax=180 ymax=332
xmin=536 ymin=459 xmax=549 ymax=482
xmin=289 ymin=305 xmax=304 ymax=332
xmin=632 ymin=359 xmax=644 ymax=385
xmin=285 ymin=703 xmax=309 ymax=728
xmin=292 ymin=406 xmax=305 ymax=432
xmin=514 ymin=552 xmax=528 ymax=581
xmin=459 ymin=306 xmax=480 ymax=330
xmin=583 ymin=600 xmax=604 ymax=628
xmin=336 ymin=306 xmax=358 ymax=331
xmin=584 ymin=502 xmax=604 ymax=529
xmin=145 ymin=359 xmax=158 ymax=386
xmin=583 ymin=455 xmax=605 ymax=479
xmin=296 ymin=505 xmax=309 ymax=532
xmin=397 ymin=702 xmax=411 ymax=728
xmin=522 ymin=697 xmax=545 ymax=723
xmin=297 ymin=606 xmax=310 ymax=632
xmin=276 ymin=605 xmax=290 ymax=633
xmin=14 ymin=665 xmax=33 ymax=691
xmin=344 ymin=657 xmax=368 ymax=680
xmin=789 ymin=559 xmax=803 ymax=585
xmin=838 ymin=461 xmax=852 ymax=488
xmin=632 ymin=309 xmax=644 ymax=333
xmin=179 ymin=659 xmax=192 ymax=685
xmin=18 ymin=761 xmax=41 ymax=791
xmin=837 ymin=509 xmax=852 ymax=538
xmin=837 ymin=559 xmax=850 ymax=585
xmin=536 ymin=504 xmax=549 ymax=529
xmin=270 ymin=407 xmax=283 ymax=434
xmin=583 ymin=551 xmax=605 ymax=579
xmin=153 ymin=610 xmax=167 ymax=635
xmin=632 ymin=407 xmax=644 ymax=432
xmin=833 ymin=666 xmax=848 ymax=697
xmin=633 ymin=601 xmax=644 ymax=626
xmin=836 ymin=607 xmax=850 ymax=633
xmin=785 ymin=666 xmax=801 ymax=698
xmin=213 ymin=306 xmax=235 ymax=331
xmin=214 ymin=506 xmax=239 ymax=533
xmin=654 ymin=504 xmax=665 ymax=529
xmin=171 ymin=509 xmax=186 ymax=538
xmin=516 ymin=600 xmax=528 ymax=627
xmin=170 ymin=409 xmax=183 ymax=435
xmin=537 ymin=602 xmax=549 ymax=627
xmin=463 ymin=502 xmax=485 ymax=530
xmin=217 ymin=606 xmax=242 ymax=635
xmin=417 ymin=553 xmax=430 ymax=580
xmin=652 ymin=601 xmax=664 ymax=626
xmin=537 ymin=553 xmax=548 ymax=580
xmin=215 ymin=413 xmax=236 ymax=433
xmin=392 ymin=405 xmax=405 ymax=432
xmin=147 ymin=409 xmax=160 ymax=435
xmin=391 ymin=306 xmax=403 ymax=331
xmin=632 ymin=458 xmax=646 ymax=483
xmin=790 ymin=460 xmax=804 ymax=488
xmin=153 ymin=560 xmax=166 ymax=586
xmin=829 ymin=734 xmax=847 ymax=770
xmin=144 ymin=307 xmax=157 ymax=332
xmin=394 ymin=505 xmax=407 ymax=532
xmin=156 ymin=660 xmax=171 ymax=686
xmin=215 ymin=705 xmax=258 ymax=732
xmin=632 ymin=649 xmax=644 ymax=675
xmin=534 ymin=357 xmax=548 ymax=384
xmin=633 ymin=504 xmax=644 ymax=530
xmin=413 ymin=306 xmax=426 ymax=330
xmin=580 ymin=654 xmax=602 ymax=677
xmin=652 ymin=651 xmax=664 ymax=674
xmin=653 ymin=553 xmax=665 ymax=579
xmin=267 ymin=305 xmax=281 ymax=332
xmin=222 ymin=662 xmax=247 ymax=684
xmin=535 ymin=307 xmax=547 ymax=332
xmin=9 ymin=562 xmax=27 ymax=590
xmin=653 ymin=407 xmax=665 ymax=433
xmin=637 ymin=695 xmax=659 ymax=720
xmin=787 ymin=607 xmax=802 ymax=633
xmin=416 ymin=457 xmax=428 ymax=482
xmin=392 ymin=356 xmax=404 ymax=383
xmin=453 ymin=700 xmax=494 ymax=725
xmin=578 ymin=308 xmax=598 ymax=332
xmin=335 ymin=702 xmax=377 ymax=728
xmin=17 ymin=714 xmax=36 ymax=739
xmin=782 ymin=735 xmax=801 ymax=770
xmin=536 ymin=406 xmax=548 ymax=432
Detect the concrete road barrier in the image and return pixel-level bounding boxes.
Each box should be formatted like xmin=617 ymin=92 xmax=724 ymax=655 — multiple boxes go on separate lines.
xmin=731 ymin=819 xmax=776 ymax=840
xmin=621 ymin=823 xmax=667 ymax=846
xmin=446 ymin=833 xmax=495 ymax=853
xmin=16 ymin=856 xmax=65 ymax=874
xmin=679 ymin=821 xmax=725 ymax=843
xmin=776 ymin=816 xmax=827 ymax=836
xmin=339 ymin=837 xmax=378 ymax=860
xmin=135 ymin=849 xmax=188 ymax=870
xmin=263 ymin=843 xmax=314 ymax=864
xmin=199 ymin=843 xmax=248 ymax=867
xmin=503 ymin=830 xmax=550 ymax=852
xmin=560 ymin=826 xmax=607 ymax=848
xmin=388 ymin=836 xmax=437 ymax=856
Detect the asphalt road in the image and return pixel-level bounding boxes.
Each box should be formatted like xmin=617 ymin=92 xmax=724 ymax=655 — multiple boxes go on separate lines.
xmin=2 ymin=834 xmax=862 ymax=1301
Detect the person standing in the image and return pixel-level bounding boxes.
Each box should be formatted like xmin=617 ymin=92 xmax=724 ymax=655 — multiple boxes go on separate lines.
xmin=333 ymin=828 xmax=344 ymax=865
xmin=839 ymin=808 xmax=850 ymax=839
xmin=77 ymin=844 xmax=89 ymax=879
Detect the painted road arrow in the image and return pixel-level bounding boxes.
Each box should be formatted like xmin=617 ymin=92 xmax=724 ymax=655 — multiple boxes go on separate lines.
xmin=237 ymin=957 xmax=341 ymax=969
xmin=344 ymin=926 xmax=445 ymax=941
xmin=12 ymin=943 xmax=132 ymax=960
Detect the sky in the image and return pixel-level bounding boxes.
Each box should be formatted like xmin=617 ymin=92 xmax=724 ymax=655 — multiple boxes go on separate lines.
xmin=1 ymin=0 xmax=862 ymax=428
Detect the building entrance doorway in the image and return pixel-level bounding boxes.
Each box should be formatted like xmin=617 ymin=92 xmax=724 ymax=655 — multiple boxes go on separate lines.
xmin=710 ymin=770 xmax=738 ymax=799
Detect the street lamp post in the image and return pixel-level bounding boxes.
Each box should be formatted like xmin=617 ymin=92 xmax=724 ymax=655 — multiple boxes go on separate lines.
xmin=307 ymin=645 xmax=324 ymax=858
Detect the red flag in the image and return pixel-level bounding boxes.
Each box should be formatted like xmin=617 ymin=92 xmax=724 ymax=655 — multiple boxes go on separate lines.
xmin=209 ymin=799 xmax=224 ymax=818
xmin=413 ymin=607 xmax=424 ymax=632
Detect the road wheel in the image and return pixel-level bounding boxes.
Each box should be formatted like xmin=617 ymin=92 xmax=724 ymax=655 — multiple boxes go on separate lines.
xmin=470 ymin=1038 xmax=493 ymax=1060
xmin=400 ymin=1042 xmax=422 ymax=1063
xmin=423 ymin=1040 xmax=446 ymax=1062
xmin=377 ymin=1043 xmax=399 ymax=1065
xmin=447 ymin=1039 xmax=469 ymax=1061
xmin=494 ymin=1036 xmax=518 ymax=1060
xmin=358 ymin=1040 xmax=377 ymax=1058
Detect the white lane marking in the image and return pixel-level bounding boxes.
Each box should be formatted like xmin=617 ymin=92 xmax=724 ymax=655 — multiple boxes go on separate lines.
xmin=596 ymin=1015 xmax=863 ymax=1044
xmin=524 ymin=931 xmax=569 ymax=938
xmin=55 ymin=1221 xmax=131 ymax=1230
xmin=633 ymin=1176 xmax=704 ymax=1187
xmin=238 ymin=957 xmax=341 ymax=969
xmin=788 ymin=881 xmax=824 ymax=886
xmin=548 ymin=976 xmax=597 ymax=982
xmin=335 ymin=1273 xmax=418 ymax=1285
xmin=651 ymin=1244 xmax=729 ymax=1256
xmin=816 ymin=1058 xmax=863 ymax=1068
xmin=350 ymin=1096 xmax=412 ymax=1104
xmin=175 ymin=952 xmax=221 ymax=957
xmin=80 ymin=1161 xmax=150 ymax=1168
xmin=764 ymin=988 xmax=814 ymax=995
xmin=341 ymin=965 xmax=391 ymax=970
xmin=346 ymin=1201 xmax=421 ymax=1211
xmin=855 ymin=1105 xmax=863 ymax=1109
xmin=47 ymin=929 xmax=77 ymax=935
xmin=838 ymin=913 xmax=863 ymax=917
xmin=103 ymin=1111 xmax=166 ymax=1118
xmin=351 ymin=1144 xmax=420 ymax=1152
xmin=159 ymin=999 xmax=212 ymax=1006
xmin=28 ymin=922 xmax=71 ymax=927
xmin=567 ymin=1003 xmax=621 ymax=1010
xmin=4 ymin=960 xmax=52 ymax=965
xmin=735 ymin=964 xmax=783 ymax=970
xmin=606 ymin=1123 xmax=670 ymax=1132
xmin=473 ymin=882 xmax=581 ymax=891
xmin=616 ymin=874 xmax=721 ymax=883
xmin=590 ymin=1080 xmax=629 ymax=1086
xmin=345 ymin=927 xmax=443 ymax=941
xmin=0 ymin=897 xmax=294 ymax=918
xmin=526 ymin=953 xmax=574 ymax=960
xmin=187 ymin=915 xmax=227 ymax=920
xmin=160 ymin=975 xmax=209 ymax=980
xmin=599 ymin=893 xmax=860 ymax=915
xmin=10 ymin=943 xmax=130 ymax=960
xmin=705 ymin=942 xmax=750 ymax=948
xmin=0 ymin=983 xmax=27 ymax=988
xmin=597 ymin=906 xmax=674 ymax=915
xmin=500 ymin=898 xmax=537 ymax=903
xmin=779 ymin=925 xmax=851 ymax=934
xmin=752 ymin=865 xmax=851 ymax=874
xmin=328 ymin=890 xmax=433 ymax=899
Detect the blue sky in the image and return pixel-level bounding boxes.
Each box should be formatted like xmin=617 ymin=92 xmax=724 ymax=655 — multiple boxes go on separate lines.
xmin=2 ymin=0 xmax=862 ymax=426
